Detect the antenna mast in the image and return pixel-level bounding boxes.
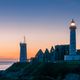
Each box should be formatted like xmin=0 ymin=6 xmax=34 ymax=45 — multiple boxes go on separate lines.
xmin=24 ymin=36 xmax=26 ymax=43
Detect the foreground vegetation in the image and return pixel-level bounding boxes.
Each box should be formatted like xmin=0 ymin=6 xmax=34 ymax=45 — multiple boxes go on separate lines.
xmin=0 ymin=61 xmax=80 ymax=80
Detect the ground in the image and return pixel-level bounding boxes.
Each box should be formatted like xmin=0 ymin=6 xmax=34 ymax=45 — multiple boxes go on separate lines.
xmin=0 ymin=61 xmax=80 ymax=80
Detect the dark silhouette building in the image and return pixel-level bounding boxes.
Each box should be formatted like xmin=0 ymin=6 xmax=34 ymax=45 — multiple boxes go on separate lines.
xmin=20 ymin=37 xmax=27 ymax=62
xmin=44 ymin=48 xmax=50 ymax=62
xmin=50 ymin=46 xmax=55 ymax=62
xmin=35 ymin=49 xmax=44 ymax=62
xmin=33 ymin=45 xmax=69 ymax=62
xmin=55 ymin=45 xmax=69 ymax=61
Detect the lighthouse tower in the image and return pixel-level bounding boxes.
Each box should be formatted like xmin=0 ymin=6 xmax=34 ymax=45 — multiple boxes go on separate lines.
xmin=64 ymin=19 xmax=80 ymax=60
xmin=20 ymin=37 xmax=27 ymax=62
xmin=69 ymin=19 xmax=76 ymax=55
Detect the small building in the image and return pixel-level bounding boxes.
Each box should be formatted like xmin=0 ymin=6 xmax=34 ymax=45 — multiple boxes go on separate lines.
xmin=44 ymin=48 xmax=50 ymax=62
xmin=35 ymin=49 xmax=44 ymax=62
xmin=55 ymin=45 xmax=69 ymax=61
xmin=50 ymin=46 xmax=55 ymax=62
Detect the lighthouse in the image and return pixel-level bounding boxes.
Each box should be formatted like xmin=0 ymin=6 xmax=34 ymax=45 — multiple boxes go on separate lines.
xmin=69 ymin=19 xmax=76 ymax=55
xmin=64 ymin=19 xmax=80 ymax=60
xmin=20 ymin=37 xmax=27 ymax=62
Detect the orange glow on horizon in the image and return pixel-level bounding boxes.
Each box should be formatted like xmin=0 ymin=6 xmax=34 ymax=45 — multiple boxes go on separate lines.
xmin=0 ymin=42 xmax=80 ymax=60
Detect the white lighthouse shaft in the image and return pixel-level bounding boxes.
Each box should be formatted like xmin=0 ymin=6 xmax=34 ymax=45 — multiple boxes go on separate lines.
xmin=69 ymin=20 xmax=76 ymax=55
xmin=70 ymin=28 xmax=76 ymax=55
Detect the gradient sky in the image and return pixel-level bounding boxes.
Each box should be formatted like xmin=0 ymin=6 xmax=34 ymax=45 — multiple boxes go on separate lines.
xmin=0 ymin=0 xmax=80 ymax=61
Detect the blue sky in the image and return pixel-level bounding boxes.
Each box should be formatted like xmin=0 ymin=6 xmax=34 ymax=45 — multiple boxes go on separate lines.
xmin=0 ymin=0 xmax=80 ymax=28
